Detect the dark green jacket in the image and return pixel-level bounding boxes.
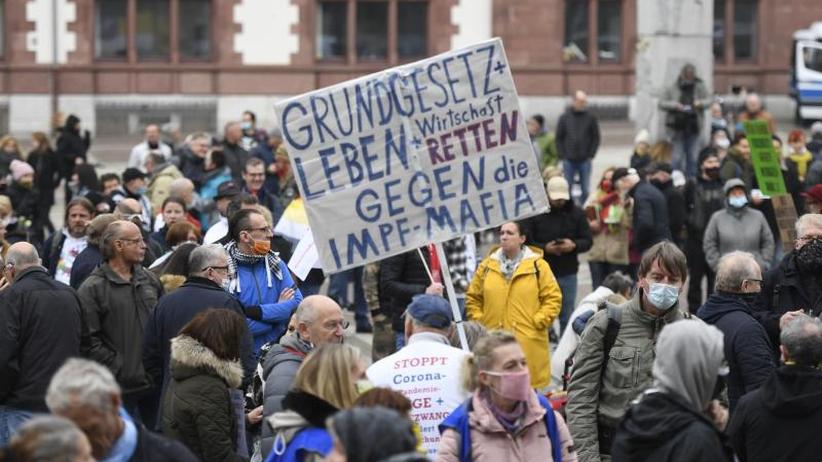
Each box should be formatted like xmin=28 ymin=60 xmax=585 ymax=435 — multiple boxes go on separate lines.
xmin=162 ymin=335 xmax=245 ymax=462
xmin=78 ymin=263 xmax=163 ymax=394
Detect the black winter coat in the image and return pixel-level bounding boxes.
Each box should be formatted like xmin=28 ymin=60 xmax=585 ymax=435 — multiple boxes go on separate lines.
xmin=222 ymin=141 xmax=249 ymax=185
xmin=753 ymin=252 xmax=822 ymax=352
xmin=652 ymin=180 xmax=685 ymax=245
xmin=143 ymin=277 xmax=255 ymax=398
xmin=55 ymin=120 xmax=90 ymax=178
xmin=523 ymin=201 xmax=592 ymax=277
xmin=0 ymin=267 xmax=83 ymax=412
xmin=380 ymin=247 xmax=432 ymax=332
xmin=40 ymin=231 xmax=66 ymax=277
xmin=162 ymin=335 xmax=245 ymax=462
xmin=727 ymin=365 xmax=822 ymax=462
xmin=556 ymin=108 xmax=601 ymax=161
xmin=629 ymin=181 xmax=671 ymax=253
xmin=683 ymin=176 xmax=725 ymax=240
xmin=6 ymin=181 xmax=38 ymax=223
xmin=69 ymin=244 xmax=102 ymax=290
xmin=612 ymin=392 xmax=732 ymax=462
xmin=27 ymin=148 xmax=60 ymax=206
xmin=131 ymin=424 xmax=198 ymax=462
xmin=697 ymin=293 xmax=775 ymax=410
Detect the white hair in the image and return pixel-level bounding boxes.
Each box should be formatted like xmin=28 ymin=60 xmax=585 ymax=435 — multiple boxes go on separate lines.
xmin=796 ymin=213 xmax=822 ymax=238
xmin=46 ymin=358 xmax=121 ymax=414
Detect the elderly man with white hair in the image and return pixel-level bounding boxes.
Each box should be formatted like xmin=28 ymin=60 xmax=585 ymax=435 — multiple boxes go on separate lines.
xmin=698 ymin=251 xmax=776 ymax=411
xmin=0 ymin=242 xmax=83 ymax=445
xmin=754 ymin=213 xmax=822 ymax=352
xmin=46 ymin=358 xmax=196 ymax=461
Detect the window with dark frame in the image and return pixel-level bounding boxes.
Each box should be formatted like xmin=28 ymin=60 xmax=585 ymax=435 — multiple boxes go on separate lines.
xmin=95 ymin=0 xmax=128 ymax=59
xmin=597 ymin=0 xmax=621 ymax=61
xmin=733 ymin=0 xmax=757 ymax=60
xmin=179 ymin=0 xmax=211 ymax=59
xmin=316 ymin=0 xmax=429 ymax=63
xmin=564 ymin=0 xmax=589 ymax=62
xmin=564 ymin=0 xmax=623 ymax=64
xmin=94 ymin=0 xmax=212 ymax=61
xmin=713 ymin=0 xmax=725 ymax=60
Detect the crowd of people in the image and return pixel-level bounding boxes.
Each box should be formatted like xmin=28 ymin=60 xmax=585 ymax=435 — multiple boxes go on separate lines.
xmin=0 ymin=81 xmax=821 ymax=462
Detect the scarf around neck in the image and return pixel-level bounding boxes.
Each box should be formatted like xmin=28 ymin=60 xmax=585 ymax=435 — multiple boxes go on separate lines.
xmin=225 ymin=240 xmax=283 ymax=292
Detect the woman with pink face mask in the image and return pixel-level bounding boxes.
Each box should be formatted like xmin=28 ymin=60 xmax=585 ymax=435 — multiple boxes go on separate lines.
xmin=437 ymin=331 xmax=578 ymax=462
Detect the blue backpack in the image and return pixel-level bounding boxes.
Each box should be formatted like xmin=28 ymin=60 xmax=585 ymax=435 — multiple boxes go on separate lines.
xmin=265 ymin=427 xmax=333 ymax=462
xmin=439 ymin=394 xmax=563 ymax=462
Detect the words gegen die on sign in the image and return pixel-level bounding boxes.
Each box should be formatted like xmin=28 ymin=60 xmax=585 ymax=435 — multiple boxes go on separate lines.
xmin=275 ymin=38 xmax=549 ymax=273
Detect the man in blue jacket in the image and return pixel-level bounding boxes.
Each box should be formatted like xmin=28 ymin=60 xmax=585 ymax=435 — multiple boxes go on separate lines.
xmin=225 ymin=208 xmax=302 ymax=355
xmin=698 ymin=251 xmax=775 ymax=411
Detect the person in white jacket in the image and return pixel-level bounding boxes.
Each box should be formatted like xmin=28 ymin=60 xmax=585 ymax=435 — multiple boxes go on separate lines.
xmin=551 ymin=271 xmax=634 ymax=388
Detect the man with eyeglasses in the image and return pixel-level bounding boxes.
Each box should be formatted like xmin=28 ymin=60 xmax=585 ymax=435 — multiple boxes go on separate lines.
xmin=242 ymin=157 xmax=284 ymax=225
xmin=78 ymin=220 xmax=164 ymax=425
xmin=225 ymin=208 xmax=302 ymax=355
xmin=142 ymin=244 xmax=256 ymax=429
xmin=754 ymin=213 xmax=822 ymax=353
xmin=257 ymin=295 xmax=344 ymax=457
xmin=697 ymin=251 xmax=775 ymax=411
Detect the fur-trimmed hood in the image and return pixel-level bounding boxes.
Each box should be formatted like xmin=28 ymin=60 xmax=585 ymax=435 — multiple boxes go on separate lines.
xmin=169 ymin=335 xmax=243 ymax=388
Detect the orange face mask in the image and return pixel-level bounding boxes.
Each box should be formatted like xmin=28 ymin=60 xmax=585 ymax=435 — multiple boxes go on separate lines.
xmin=252 ymin=239 xmax=271 ymax=255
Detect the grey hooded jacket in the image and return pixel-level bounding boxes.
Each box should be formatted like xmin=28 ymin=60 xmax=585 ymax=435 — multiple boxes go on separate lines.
xmin=703 ymin=179 xmax=774 ymax=271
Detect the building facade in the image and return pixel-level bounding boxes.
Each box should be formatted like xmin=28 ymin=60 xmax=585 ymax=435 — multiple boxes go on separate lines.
xmin=0 ymin=0 xmax=818 ymax=135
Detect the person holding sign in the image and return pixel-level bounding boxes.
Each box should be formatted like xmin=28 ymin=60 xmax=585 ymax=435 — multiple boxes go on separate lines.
xmin=465 ymin=221 xmax=562 ymax=390
xmin=224 ymin=208 xmax=303 ymax=355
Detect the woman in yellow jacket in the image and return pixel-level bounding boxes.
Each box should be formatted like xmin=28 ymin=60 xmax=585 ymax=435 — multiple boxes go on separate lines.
xmin=466 ymin=221 xmax=562 ymax=390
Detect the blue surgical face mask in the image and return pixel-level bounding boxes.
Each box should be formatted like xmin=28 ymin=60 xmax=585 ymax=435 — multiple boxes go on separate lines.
xmin=728 ymin=195 xmax=748 ymax=208
xmin=135 ymin=186 xmax=147 ymax=196
xmin=241 ymin=121 xmax=252 ymax=131
xmin=647 ymin=282 xmax=679 ymax=311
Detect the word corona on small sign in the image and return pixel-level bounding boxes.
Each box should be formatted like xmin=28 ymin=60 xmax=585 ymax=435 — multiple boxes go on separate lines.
xmin=276 ymin=38 xmax=549 ymax=272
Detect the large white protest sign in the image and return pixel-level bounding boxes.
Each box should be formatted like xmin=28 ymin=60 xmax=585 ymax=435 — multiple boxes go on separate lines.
xmin=275 ymin=38 xmax=549 ymax=273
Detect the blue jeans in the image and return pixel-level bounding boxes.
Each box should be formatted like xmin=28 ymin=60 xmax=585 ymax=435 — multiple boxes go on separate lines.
xmin=555 ymin=274 xmax=578 ymax=334
xmin=328 ymin=271 xmax=351 ymax=305
xmin=563 ymin=159 xmax=592 ymax=204
xmin=0 ymin=406 xmax=33 ymax=446
xmin=672 ymin=132 xmax=700 ymax=178
xmin=395 ymin=332 xmax=406 ymax=350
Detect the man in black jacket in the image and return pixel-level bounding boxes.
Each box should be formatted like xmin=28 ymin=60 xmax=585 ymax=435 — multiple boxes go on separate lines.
xmin=0 ymin=242 xmax=83 ymax=445
xmin=613 ymin=167 xmax=671 ymax=257
xmin=727 ymin=314 xmax=822 ymax=462
xmin=524 ymin=176 xmax=592 ymax=333
xmin=47 ymin=358 xmax=196 ymax=462
xmin=556 ymin=90 xmax=600 ymax=204
xmin=222 ymin=121 xmax=250 ymax=184
xmin=142 ymin=243 xmax=255 ymax=424
xmin=754 ymin=213 xmax=822 ymax=351
xmin=241 ymin=157 xmax=284 ymax=224
xmin=697 ymin=252 xmax=775 ymax=410
xmin=380 ymin=246 xmax=443 ymax=352
xmin=684 ymin=150 xmax=726 ymax=312
xmin=647 ymin=162 xmax=686 ymax=248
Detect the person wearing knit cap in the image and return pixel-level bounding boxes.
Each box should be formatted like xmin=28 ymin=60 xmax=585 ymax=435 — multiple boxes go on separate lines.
xmin=647 ymin=162 xmax=686 ymax=248
xmin=5 ymin=160 xmax=39 ymax=245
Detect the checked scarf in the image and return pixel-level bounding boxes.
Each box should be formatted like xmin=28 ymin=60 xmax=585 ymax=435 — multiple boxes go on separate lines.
xmin=225 ymin=240 xmax=283 ymax=292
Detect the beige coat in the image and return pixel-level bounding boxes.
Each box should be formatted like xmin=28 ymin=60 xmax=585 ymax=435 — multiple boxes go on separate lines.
xmin=583 ymin=191 xmax=632 ymax=265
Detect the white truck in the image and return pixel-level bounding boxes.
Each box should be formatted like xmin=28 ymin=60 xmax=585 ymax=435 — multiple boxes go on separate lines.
xmin=792 ymin=22 xmax=822 ymax=123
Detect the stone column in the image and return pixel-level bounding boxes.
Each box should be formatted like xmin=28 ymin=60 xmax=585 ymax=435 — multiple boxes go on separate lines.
xmin=633 ymin=0 xmax=714 ymax=142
